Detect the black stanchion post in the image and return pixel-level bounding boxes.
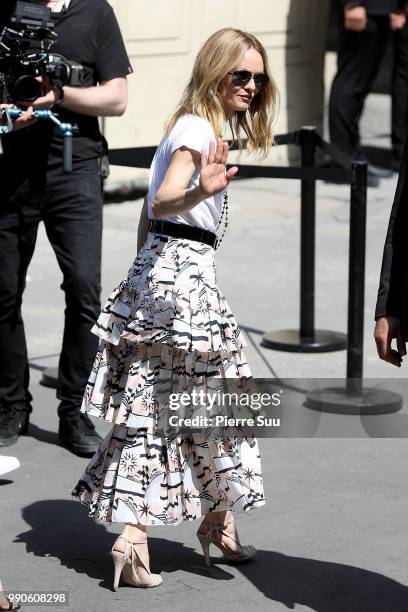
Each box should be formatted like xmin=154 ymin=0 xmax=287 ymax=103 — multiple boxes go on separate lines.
xmin=305 ymin=160 xmax=402 ymax=414
xmin=261 ymin=127 xmax=347 ymax=352
xmin=346 ymin=161 xmax=367 ymax=394
xmin=300 ymin=127 xmax=316 ymax=340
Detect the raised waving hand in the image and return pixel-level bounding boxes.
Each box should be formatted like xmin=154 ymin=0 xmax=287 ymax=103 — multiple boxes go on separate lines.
xmin=199 ymin=138 xmax=238 ymax=197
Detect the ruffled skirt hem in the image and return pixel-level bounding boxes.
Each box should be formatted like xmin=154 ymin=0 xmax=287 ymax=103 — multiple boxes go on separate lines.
xmin=80 ymin=338 xmax=255 ymax=430
xmin=71 ymin=493 xmax=266 ymax=526
xmin=71 ymin=424 xmax=266 ymax=526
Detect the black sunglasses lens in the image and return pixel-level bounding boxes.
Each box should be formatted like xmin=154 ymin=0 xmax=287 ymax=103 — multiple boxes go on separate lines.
xmin=231 ymin=70 xmax=252 ymax=85
xmin=231 ymin=71 xmax=269 ymax=88
xmin=254 ymin=74 xmax=269 ymax=87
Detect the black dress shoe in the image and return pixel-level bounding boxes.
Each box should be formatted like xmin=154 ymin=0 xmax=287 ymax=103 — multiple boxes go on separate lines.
xmin=58 ymin=414 xmax=103 ymax=457
xmin=319 ymin=158 xmax=380 ymax=187
xmin=366 ymin=163 xmax=393 ymax=178
xmin=0 ymin=404 xmax=29 ymax=447
xmin=366 ymin=170 xmax=381 ymax=188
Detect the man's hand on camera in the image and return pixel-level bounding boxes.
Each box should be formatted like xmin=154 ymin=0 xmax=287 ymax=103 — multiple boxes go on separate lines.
xmin=20 ymin=76 xmax=60 ymax=110
xmin=14 ymin=106 xmax=37 ymax=129
xmin=17 ymin=77 xmax=58 ymax=110
xmin=344 ymin=4 xmax=367 ymax=31
xmin=0 ymin=103 xmax=37 ymax=131
xmin=374 ymin=315 xmax=406 ymax=367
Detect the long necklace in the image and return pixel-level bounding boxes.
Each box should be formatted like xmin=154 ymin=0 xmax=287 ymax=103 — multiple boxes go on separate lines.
xmin=214 ymin=189 xmax=229 ymax=250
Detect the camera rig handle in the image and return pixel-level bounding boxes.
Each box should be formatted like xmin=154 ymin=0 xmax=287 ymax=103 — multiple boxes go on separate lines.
xmin=0 ymin=107 xmax=74 ymax=172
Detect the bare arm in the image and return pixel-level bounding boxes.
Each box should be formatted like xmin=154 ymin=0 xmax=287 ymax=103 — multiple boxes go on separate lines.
xmin=58 ymin=78 xmax=128 ymax=116
xmin=152 ymin=147 xmax=205 ymax=218
xmin=29 ymin=77 xmax=128 ymax=117
xmin=152 ymin=139 xmax=238 ymax=219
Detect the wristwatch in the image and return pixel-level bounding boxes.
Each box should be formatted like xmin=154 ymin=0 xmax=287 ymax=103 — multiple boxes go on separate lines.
xmin=54 ymin=85 xmax=65 ymax=105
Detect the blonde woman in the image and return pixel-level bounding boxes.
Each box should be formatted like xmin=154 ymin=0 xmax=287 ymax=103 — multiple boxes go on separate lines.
xmin=72 ymin=27 xmax=278 ymax=589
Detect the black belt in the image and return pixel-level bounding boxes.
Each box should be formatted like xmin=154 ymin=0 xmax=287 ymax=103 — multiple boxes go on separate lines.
xmin=148 ymin=219 xmax=217 ymax=248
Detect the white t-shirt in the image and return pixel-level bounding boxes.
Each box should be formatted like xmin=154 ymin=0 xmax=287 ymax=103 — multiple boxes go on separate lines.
xmin=147 ymin=114 xmax=226 ymax=232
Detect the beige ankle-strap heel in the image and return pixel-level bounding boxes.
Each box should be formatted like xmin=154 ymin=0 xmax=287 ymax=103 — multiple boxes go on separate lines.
xmin=0 ymin=578 xmax=20 ymax=611
xmin=197 ymin=519 xmax=256 ymax=567
xmin=111 ymin=535 xmax=162 ymax=590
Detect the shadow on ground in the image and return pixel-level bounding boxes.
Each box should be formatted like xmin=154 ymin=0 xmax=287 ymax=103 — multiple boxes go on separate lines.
xmin=14 ymin=500 xmax=408 ymax=611
xmin=25 ymin=423 xmax=61 ymax=447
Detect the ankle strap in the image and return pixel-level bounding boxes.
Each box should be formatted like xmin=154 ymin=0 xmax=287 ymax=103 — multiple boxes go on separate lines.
xmin=209 ymin=520 xmax=233 ymax=531
xmin=207 ymin=520 xmax=240 ymax=547
xmin=116 ymin=535 xmax=148 ymax=546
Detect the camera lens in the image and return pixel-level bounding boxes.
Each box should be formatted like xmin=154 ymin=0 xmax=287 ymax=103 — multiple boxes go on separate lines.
xmin=13 ymin=75 xmax=43 ymax=102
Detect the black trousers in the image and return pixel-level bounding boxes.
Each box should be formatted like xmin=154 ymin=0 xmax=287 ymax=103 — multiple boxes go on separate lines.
xmin=0 ymin=158 xmax=103 ymax=420
xmin=329 ymin=16 xmax=408 ymax=158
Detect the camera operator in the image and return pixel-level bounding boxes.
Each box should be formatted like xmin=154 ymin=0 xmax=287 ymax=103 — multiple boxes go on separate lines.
xmin=0 ymin=0 xmax=132 ymax=455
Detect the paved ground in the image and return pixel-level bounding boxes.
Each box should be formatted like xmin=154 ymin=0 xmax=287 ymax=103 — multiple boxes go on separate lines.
xmin=2 ymin=91 xmax=408 ymax=612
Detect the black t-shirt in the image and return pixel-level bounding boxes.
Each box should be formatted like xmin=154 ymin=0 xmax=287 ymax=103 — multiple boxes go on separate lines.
xmin=1 ymin=0 xmax=131 ymax=171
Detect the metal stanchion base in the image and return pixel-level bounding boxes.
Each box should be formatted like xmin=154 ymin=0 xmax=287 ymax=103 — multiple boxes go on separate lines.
xmin=40 ymin=367 xmax=58 ymax=389
xmin=261 ymin=329 xmax=347 ymax=353
xmin=305 ymin=386 xmax=402 ymax=415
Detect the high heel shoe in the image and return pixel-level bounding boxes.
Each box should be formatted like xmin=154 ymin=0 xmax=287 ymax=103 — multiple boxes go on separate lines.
xmin=0 ymin=578 xmax=20 ymax=611
xmin=196 ymin=518 xmax=256 ymax=567
xmin=111 ymin=535 xmax=162 ymax=590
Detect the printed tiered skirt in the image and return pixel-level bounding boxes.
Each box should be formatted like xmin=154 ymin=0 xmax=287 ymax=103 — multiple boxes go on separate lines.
xmin=71 ymin=231 xmax=266 ymax=526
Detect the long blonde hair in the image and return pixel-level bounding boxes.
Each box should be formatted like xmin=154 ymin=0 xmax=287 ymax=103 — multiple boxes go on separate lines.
xmin=165 ymin=28 xmax=278 ymax=157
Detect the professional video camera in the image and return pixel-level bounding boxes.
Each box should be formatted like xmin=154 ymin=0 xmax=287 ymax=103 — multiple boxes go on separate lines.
xmin=0 ymin=0 xmax=84 ymax=103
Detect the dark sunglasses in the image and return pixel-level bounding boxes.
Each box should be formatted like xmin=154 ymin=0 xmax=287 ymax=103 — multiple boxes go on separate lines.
xmin=228 ymin=69 xmax=269 ymax=89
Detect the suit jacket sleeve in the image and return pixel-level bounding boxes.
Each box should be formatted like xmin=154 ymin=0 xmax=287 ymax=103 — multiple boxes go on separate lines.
xmin=375 ymin=128 xmax=408 ymax=329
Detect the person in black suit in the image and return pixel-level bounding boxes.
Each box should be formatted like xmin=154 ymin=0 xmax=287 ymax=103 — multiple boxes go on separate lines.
xmin=374 ymin=127 xmax=408 ymax=366
xmin=329 ymin=0 xmax=408 ymax=184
